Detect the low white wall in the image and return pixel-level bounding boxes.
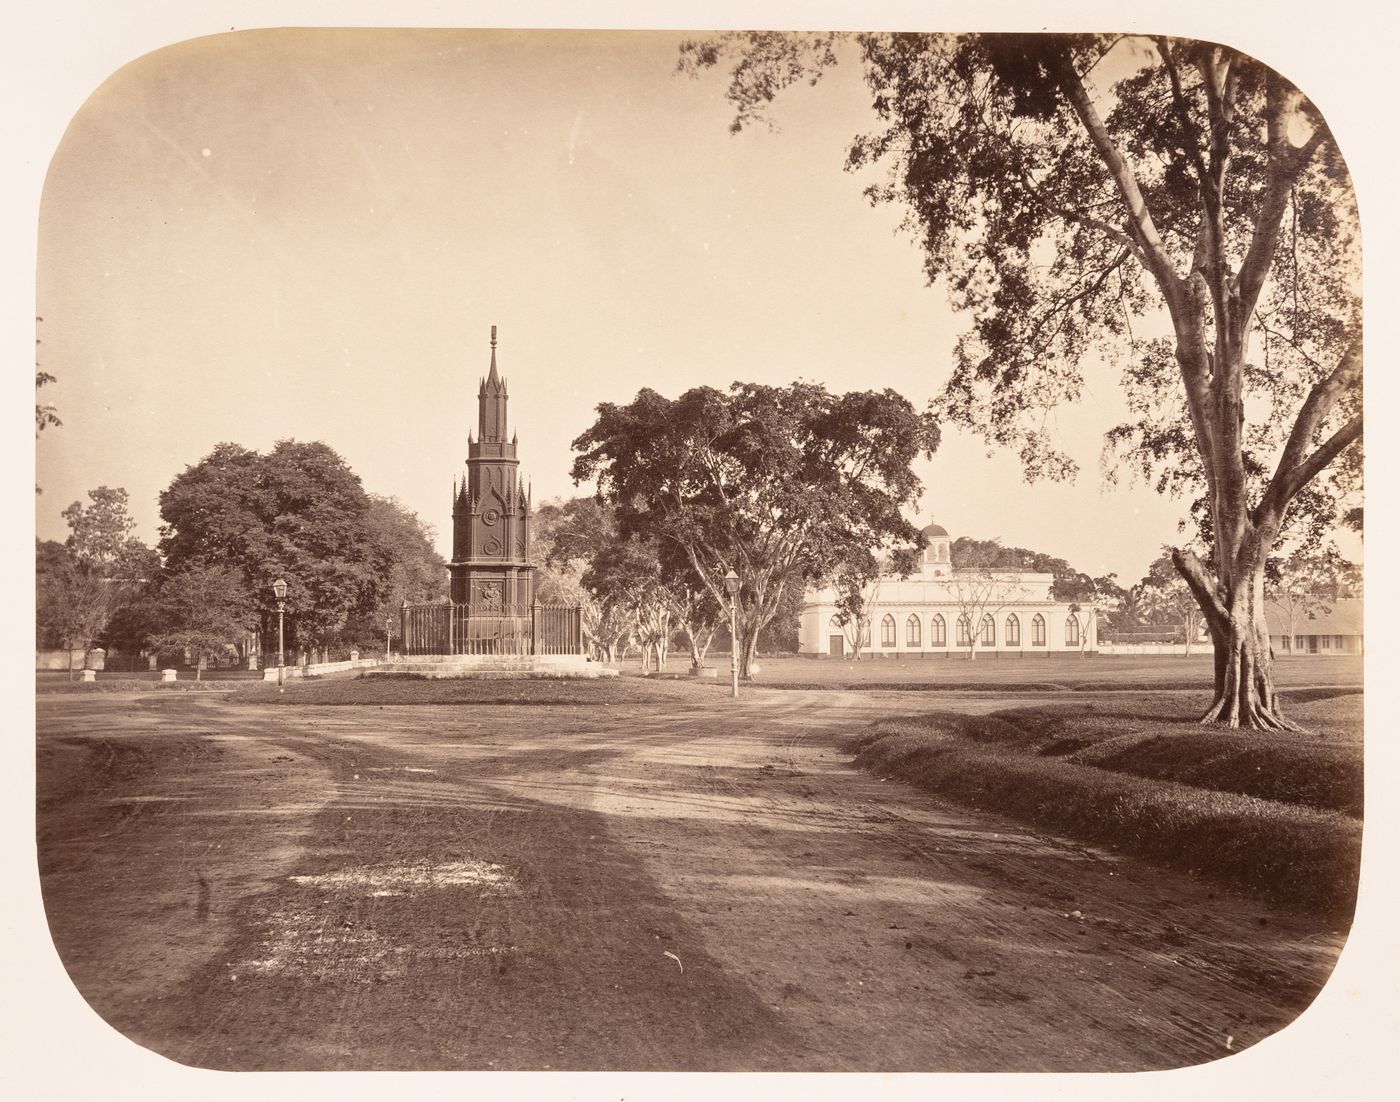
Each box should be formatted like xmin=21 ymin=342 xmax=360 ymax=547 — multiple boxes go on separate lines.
xmin=37 ymin=648 xmax=104 ymax=670
xmin=1097 ymin=643 xmax=1196 ymax=655
xmin=262 ymin=656 xmax=381 ymax=681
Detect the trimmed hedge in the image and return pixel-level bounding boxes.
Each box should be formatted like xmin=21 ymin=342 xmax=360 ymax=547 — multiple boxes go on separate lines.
xmin=967 ymin=697 xmax=1362 ymax=815
xmin=849 ymin=710 xmax=1361 ymax=921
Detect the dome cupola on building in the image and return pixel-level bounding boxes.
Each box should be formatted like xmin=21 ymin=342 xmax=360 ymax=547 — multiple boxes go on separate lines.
xmin=920 ymin=522 xmax=952 ymax=572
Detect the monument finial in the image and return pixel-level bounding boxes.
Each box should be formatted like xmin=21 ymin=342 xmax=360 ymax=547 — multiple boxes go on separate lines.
xmin=485 ymin=324 xmax=501 ymax=389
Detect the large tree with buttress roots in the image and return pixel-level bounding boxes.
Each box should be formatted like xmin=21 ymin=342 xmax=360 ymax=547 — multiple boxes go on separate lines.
xmin=682 ymin=32 xmax=1362 ymax=728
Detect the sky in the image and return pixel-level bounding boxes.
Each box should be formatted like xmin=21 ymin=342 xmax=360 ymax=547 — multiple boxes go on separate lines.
xmin=30 ymin=24 xmax=1239 ymax=585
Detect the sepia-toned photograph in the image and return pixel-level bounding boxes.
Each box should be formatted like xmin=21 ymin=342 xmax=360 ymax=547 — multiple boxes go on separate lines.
xmin=20 ymin=2 xmax=1387 ymax=1091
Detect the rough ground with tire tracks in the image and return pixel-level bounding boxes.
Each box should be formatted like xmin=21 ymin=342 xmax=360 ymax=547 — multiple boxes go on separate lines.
xmin=36 ymin=686 xmax=1348 ymax=1071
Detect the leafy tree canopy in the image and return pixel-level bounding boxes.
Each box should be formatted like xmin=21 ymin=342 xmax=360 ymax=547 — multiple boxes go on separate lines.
xmin=62 ymin=486 xmax=142 ymax=574
xmin=39 ymin=488 xmax=158 ymax=660
xmin=35 ymin=548 xmax=111 ymax=661
xmin=36 ymin=316 xmax=59 ymax=440
xmin=342 ymin=494 xmax=447 ymax=646
xmin=159 ymin=440 xmax=426 ymax=647
xmin=572 ymin=380 xmax=938 ymax=677
xmin=533 ymin=496 xmax=616 ymax=574
xmin=147 ymin=565 xmax=257 ymax=678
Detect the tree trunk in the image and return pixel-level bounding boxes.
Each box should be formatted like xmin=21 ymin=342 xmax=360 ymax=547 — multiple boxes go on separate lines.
xmin=739 ymin=624 xmax=761 ymax=680
xmin=1175 ymin=549 xmax=1297 ymax=731
xmin=1199 ymin=604 xmax=1290 ymax=728
xmin=693 ymin=631 xmax=711 ymax=668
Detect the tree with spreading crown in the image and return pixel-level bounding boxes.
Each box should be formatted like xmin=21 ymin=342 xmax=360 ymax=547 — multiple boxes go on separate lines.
xmin=681 ymin=33 xmax=1361 ymax=726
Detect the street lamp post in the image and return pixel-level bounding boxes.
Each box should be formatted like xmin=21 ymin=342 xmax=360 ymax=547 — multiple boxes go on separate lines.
xmin=724 ymin=569 xmax=740 ymax=699
xmin=272 ymin=578 xmax=287 ymax=693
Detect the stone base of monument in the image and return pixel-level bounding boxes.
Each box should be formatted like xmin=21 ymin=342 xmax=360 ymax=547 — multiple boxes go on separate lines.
xmin=368 ymin=654 xmax=617 ymax=679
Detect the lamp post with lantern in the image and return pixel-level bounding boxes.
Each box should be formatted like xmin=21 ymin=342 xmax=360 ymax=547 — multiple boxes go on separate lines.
xmin=724 ymin=569 xmax=740 ymax=699
xmin=272 ymin=578 xmax=287 ymax=692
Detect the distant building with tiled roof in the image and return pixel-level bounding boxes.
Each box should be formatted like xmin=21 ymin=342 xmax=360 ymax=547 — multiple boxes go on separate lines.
xmin=1264 ymin=597 xmax=1363 ymax=656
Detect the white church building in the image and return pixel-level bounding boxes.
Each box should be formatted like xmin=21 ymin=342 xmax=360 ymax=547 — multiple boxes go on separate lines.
xmin=798 ymin=524 xmax=1098 ymax=658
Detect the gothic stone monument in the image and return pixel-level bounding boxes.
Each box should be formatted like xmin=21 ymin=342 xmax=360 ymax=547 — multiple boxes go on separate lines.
xmin=450 ymin=324 xmax=536 ymax=607
xmin=386 ymin=326 xmax=591 ymax=674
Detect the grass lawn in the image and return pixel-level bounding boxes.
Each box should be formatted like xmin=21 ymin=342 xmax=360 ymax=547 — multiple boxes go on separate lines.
xmin=36 ymin=675 xmax=242 ymax=693
xmin=657 ymin=652 xmax=1363 ymax=692
xmin=36 ymin=652 xmax=1363 ymax=697
xmin=233 ymin=672 xmax=722 ymax=707
xmin=848 ymin=691 xmax=1362 ymax=921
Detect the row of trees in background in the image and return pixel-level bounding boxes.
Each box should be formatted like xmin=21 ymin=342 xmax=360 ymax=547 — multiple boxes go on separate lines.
xmin=36 ymin=488 xmax=160 ymax=675
xmin=36 ymin=442 xmax=446 ymax=675
xmin=1090 ymin=543 xmax=1358 ymax=654
xmin=41 ymin=440 xmax=1356 ymax=678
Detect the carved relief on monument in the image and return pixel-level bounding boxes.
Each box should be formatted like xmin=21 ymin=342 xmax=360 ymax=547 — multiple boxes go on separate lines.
xmin=478 ymin=582 xmax=503 ymax=610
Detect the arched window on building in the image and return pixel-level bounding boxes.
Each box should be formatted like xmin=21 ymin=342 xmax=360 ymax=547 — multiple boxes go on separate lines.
xmin=980 ymin=614 xmax=996 ymax=646
xmin=906 ymin=614 xmax=921 ymax=647
xmin=1006 ymin=613 xmax=1020 ymax=646
xmin=1032 ymin=614 xmax=1046 ymax=646
xmin=881 ymin=614 xmax=897 ymax=647
xmin=1065 ymin=614 xmax=1081 ymax=647
xmin=956 ymin=614 xmax=972 ymax=647
xmin=829 ymin=615 xmax=842 ymax=628
xmin=931 ymin=614 xmax=946 ymax=646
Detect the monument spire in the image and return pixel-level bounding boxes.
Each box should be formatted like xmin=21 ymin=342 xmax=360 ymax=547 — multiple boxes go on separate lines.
xmin=477 ymin=323 xmax=507 ymax=441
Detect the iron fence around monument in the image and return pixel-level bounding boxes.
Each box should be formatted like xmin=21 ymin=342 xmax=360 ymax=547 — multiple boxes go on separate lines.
xmin=399 ymin=601 xmax=583 ymax=657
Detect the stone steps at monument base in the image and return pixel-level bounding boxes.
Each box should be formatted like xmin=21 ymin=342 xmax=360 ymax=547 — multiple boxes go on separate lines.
xmin=367 ymin=656 xmax=615 ymax=679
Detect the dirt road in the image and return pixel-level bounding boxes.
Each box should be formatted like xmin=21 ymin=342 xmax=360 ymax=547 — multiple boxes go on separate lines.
xmin=35 ymin=688 xmax=1345 ymax=1071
